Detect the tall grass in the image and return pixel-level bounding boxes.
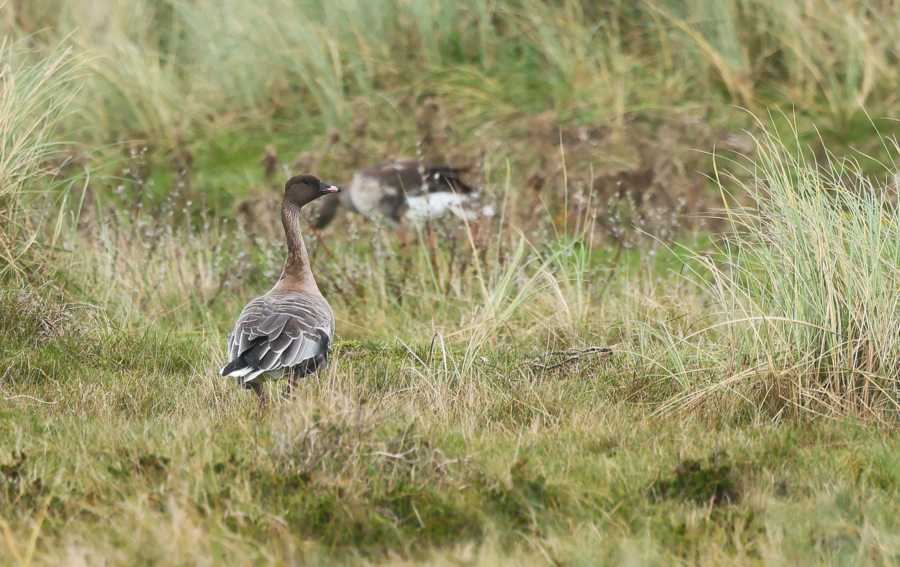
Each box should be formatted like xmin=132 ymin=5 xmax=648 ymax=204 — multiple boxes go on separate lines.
xmin=674 ymin=123 xmax=900 ymax=418
xmin=9 ymin=0 xmax=900 ymax=149
xmin=59 ymin=174 xmax=603 ymax=350
xmin=6 ymin=1 xmax=900 ymax=424
xmin=0 ymin=41 xmax=80 ymax=276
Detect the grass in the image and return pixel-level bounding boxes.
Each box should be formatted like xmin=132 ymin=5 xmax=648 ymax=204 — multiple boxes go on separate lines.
xmin=3 ymin=333 xmax=900 ymax=564
xmin=2 ymin=0 xmax=900 ymax=563
xmin=0 ymin=40 xmax=80 ymax=276
xmin=671 ymin=121 xmax=900 ymax=420
xmin=4 ymin=130 xmax=900 ymax=561
xmin=11 ymin=0 xmax=900 ymax=180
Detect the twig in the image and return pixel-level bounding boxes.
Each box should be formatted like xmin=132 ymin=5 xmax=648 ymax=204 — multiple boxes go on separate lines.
xmin=370 ymin=450 xmax=414 ymax=460
xmin=63 ymin=302 xmax=106 ymax=312
xmin=525 ymin=346 xmax=614 ymax=371
xmin=4 ymin=395 xmax=58 ymax=404
xmin=596 ymin=238 xmax=625 ymax=304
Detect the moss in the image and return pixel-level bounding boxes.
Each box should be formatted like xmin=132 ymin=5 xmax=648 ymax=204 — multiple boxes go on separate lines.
xmin=651 ymin=456 xmax=739 ymax=506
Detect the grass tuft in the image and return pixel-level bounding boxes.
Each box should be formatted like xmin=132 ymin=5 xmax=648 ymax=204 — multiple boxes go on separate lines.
xmin=0 ymin=40 xmax=80 ymax=276
xmin=672 ymin=120 xmax=900 ymax=419
xmin=651 ymin=456 xmax=739 ymax=505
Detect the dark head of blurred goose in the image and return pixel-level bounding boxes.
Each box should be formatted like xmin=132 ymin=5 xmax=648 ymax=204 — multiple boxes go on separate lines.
xmin=220 ymin=174 xmax=340 ymax=407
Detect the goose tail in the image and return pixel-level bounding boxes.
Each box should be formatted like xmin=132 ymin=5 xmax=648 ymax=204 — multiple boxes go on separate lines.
xmin=221 ymin=359 xmax=267 ymax=386
xmin=220 ymin=358 xmax=246 ymax=377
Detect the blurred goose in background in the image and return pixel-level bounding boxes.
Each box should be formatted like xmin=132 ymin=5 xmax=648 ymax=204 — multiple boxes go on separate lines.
xmin=220 ymin=174 xmax=340 ymax=407
xmin=310 ymin=158 xmax=493 ymax=228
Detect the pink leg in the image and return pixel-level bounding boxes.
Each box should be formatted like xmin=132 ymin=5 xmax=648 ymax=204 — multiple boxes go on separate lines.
xmin=250 ymin=383 xmax=268 ymax=408
xmin=283 ymin=373 xmax=299 ymax=399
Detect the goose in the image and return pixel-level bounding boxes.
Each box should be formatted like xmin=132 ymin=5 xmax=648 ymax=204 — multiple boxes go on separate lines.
xmin=220 ymin=174 xmax=341 ymax=406
xmin=310 ymin=158 xmax=493 ymax=229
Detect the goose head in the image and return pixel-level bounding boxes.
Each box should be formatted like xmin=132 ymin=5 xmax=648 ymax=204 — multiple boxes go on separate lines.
xmin=284 ymin=174 xmax=341 ymax=207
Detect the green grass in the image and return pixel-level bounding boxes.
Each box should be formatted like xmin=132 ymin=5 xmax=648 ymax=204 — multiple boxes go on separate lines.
xmin=3 ymin=339 xmax=900 ymax=564
xmin=1 ymin=260 xmax=899 ymax=563
xmin=0 ymin=40 xmax=80 ymax=276
xmin=673 ymin=121 xmax=900 ymax=419
xmin=11 ymin=0 xmax=900 ymax=184
xmin=3 ymin=1 xmax=900 ymax=564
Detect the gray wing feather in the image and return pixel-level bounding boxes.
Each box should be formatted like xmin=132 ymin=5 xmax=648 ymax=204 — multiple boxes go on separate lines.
xmin=283 ymin=331 xmax=322 ymax=367
xmin=260 ymin=347 xmax=281 ymax=370
xmin=223 ymin=292 xmax=334 ymax=380
xmin=281 ymin=332 xmax=305 ymax=361
xmin=256 ymin=313 xmax=291 ymax=337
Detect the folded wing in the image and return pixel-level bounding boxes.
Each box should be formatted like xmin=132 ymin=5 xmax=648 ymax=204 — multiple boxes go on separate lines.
xmin=220 ymin=293 xmax=334 ymax=385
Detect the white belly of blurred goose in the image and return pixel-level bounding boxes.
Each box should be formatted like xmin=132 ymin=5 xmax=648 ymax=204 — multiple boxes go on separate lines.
xmin=404 ymin=191 xmax=495 ymax=225
xmin=220 ymin=174 xmax=340 ymax=407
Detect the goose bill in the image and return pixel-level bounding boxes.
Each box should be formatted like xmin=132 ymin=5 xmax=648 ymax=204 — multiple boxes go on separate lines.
xmin=318 ymin=181 xmax=341 ymax=194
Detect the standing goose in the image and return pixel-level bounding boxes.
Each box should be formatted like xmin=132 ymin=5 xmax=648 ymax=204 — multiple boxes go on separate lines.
xmin=310 ymin=158 xmax=492 ymax=229
xmin=220 ymin=174 xmax=341 ymax=406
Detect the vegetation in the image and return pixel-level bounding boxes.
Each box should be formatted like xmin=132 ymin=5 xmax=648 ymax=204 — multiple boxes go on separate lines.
xmin=2 ymin=0 xmax=900 ymax=564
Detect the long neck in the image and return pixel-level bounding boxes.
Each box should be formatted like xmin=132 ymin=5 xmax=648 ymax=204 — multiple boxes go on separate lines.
xmin=275 ymin=200 xmax=319 ymax=292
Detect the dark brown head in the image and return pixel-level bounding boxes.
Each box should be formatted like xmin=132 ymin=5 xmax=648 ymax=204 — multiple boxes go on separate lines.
xmin=284 ymin=174 xmax=341 ymax=207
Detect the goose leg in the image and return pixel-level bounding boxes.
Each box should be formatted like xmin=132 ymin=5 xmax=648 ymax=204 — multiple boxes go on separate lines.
xmin=250 ymin=383 xmax=268 ymax=408
xmin=283 ymin=372 xmax=300 ymax=399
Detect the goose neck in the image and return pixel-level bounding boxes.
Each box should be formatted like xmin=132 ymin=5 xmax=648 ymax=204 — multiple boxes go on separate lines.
xmin=276 ymin=200 xmax=318 ymax=292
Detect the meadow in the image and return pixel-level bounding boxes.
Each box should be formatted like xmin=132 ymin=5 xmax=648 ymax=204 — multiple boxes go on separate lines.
xmin=2 ymin=0 xmax=900 ymax=564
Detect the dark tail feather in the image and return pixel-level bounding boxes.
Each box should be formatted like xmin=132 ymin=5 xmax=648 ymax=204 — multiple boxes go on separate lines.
xmin=220 ymin=357 xmax=248 ymax=376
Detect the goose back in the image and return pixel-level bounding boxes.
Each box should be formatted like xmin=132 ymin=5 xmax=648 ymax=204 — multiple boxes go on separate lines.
xmin=221 ymin=290 xmax=334 ymax=385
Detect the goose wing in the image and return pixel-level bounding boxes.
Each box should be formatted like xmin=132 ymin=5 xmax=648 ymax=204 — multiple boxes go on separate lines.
xmin=364 ymin=158 xmax=428 ymax=197
xmin=364 ymin=159 xmax=473 ymax=196
xmin=222 ymin=293 xmax=334 ymax=382
xmin=421 ymin=165 xmax=474 ymax=194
